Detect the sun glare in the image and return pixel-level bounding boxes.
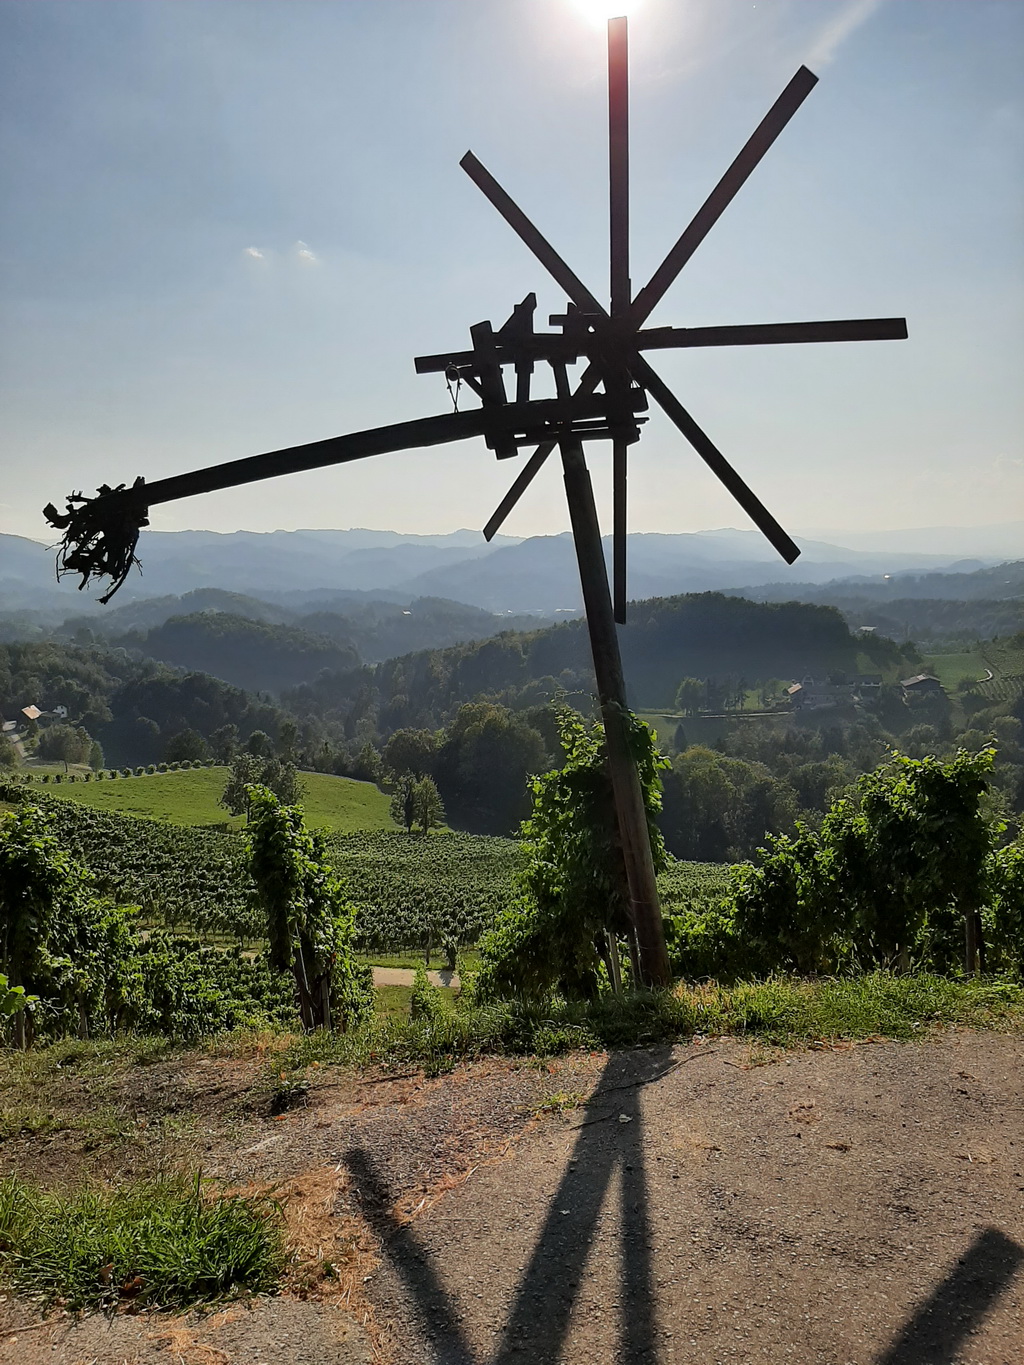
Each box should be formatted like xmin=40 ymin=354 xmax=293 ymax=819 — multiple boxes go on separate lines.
xmin=569 ymin=0 xmax=645 ymax=30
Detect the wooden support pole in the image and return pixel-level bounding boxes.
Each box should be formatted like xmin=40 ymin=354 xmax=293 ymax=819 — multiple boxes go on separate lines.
xmin=560 ymin=439 xmax=671 ymax=989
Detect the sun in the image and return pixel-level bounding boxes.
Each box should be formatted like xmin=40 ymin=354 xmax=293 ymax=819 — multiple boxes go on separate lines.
xmin=568 ymin=0 xmax=645 ymax=30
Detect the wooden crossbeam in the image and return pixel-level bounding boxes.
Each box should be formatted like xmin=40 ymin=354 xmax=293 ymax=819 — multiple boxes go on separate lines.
xmin=415 ymin=317 xmax=908 ymax=374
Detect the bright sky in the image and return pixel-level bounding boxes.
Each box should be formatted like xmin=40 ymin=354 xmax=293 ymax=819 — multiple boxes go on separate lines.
xmin=2 ymin=0 xmax=1022 ymax=544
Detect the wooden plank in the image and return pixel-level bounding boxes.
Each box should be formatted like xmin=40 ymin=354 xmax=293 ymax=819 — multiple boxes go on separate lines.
xmin=460 ymin=151 xmax=605 ymax=316
xmin=629 ymin=66 xmax=818 ymax=328
xmin=632 ymin=351 xmax=801 ymax=564
xmin=560 ymin=439 xmax=670 ymax=988
xmin=83 ymin=393 xmax=621 ymax=512
xmin=483 ymin=443 xmax=554 ymax=541
xmin=470 ymin=320 xmax=517 ymax=459
xmin=642 ymin=318 xmax=909 ymax=347
xmin=613 ymin=439 xmax=628 ymax=623
xmin=608 ymin=16 xmax=630 ymax=317
xmin=414 ymin=317 xmax=907 ymax=375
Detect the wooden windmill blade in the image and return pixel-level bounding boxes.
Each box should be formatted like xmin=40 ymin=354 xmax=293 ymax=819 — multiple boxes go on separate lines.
xmin=629 ymin=66 xmax=818 ymax=329
xmin=628 ymin=352 xmax=801 ymax=564
xmin=608 ymin=15 xmax=630 ymax=623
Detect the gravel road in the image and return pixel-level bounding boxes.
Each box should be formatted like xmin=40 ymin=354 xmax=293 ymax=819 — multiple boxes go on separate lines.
xmin=2 ymin=1032 xmax=1022 ymax=1364
xmin=360 ymin=1034 xmax=1024 ymax=1364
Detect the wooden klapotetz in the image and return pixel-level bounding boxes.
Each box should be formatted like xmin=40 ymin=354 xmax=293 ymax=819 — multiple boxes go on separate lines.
xmin=44 ymin=18 xmax=907 ymax=987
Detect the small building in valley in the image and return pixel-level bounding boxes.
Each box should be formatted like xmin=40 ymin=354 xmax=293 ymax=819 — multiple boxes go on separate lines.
xmin=900 ymin=674 xmax=944 ymax=696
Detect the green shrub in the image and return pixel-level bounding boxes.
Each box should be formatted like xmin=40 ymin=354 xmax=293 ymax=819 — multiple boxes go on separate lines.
xmin=479 ymin=708 xmax=666 ymax=1001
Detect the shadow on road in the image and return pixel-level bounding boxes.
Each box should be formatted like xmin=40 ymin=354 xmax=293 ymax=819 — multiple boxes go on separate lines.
xmin=346 ymin=1046 xmax=675 ymax=1363
xmin=876 ymin=1225 xmax=1024 ymax=1365
xmin=345 ymin=1048 xmax=1024 ymax=1365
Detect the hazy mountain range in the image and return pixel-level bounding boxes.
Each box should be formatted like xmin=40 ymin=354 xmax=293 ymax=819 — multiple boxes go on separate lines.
xmin=2 ymin=522 xmax=1021 ymax=619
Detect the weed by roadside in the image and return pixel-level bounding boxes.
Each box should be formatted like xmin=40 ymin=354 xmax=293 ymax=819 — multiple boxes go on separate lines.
xmin=530 ymin=1090 xmax=585 ymax=1118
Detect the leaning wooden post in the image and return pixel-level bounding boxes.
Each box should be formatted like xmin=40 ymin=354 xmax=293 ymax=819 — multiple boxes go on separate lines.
xmin=560 ymin=438 xmax=671 ymax=989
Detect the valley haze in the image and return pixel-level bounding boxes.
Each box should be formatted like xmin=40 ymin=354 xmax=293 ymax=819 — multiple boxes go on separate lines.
xmin=3 ymin=522 xmax=1021 ymax=619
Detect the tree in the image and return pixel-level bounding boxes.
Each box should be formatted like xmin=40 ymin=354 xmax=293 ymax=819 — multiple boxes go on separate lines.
xmin=390 ymin=773 xmax=417 ymax=833
xmin=210 ymin=724 xmax=240 ymax=763
xmin=414 ymin=776 xmax=445 ymax=835
xmin=36 ymin=723 xmax=92 ymax=771
xmin=674 ymin=678 xmax=704 ymax=717
xmin=0 ymin=735 xmax=18 ymax=769
xmin=434 ymin=703 xmax=548 ymax=835
xmin=383 ymin=728 xmax=438 ymax=781
xmin=245 ymin=786 xmax=371 ymax=1031
xmin=277 ymin=719 xmax=300 ymax=762
xmin=659 ymin=746 xmax=797 ymax=863
xmin=246 ymin=729 xmax=275 ymax=758
xmin=163 ymin=727 xmax=211 ymax=763
xmin=351 ymin=742 xmax=382 ymax=784
xmin=478 ymin=708 xmax=667 ymax=1001
xmin=221 ymin=752 xmax=303 ymax=817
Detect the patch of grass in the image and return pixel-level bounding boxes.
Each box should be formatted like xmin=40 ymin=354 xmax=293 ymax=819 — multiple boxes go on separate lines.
xmin=280 ymin=972 xmax=1024 ymax=1073
xmin=921 ymin=650 xmax=984 ymax=690
xmin=0 ymin=1173 xmax=283 ymax=1311
xmin=0 ymin=1105 xmax=66 ymax=1141
xmin=685 ymin=973 xmax=1024 ymax=1044
xmin=203 ymin=1027 xmax=296 ymax=1061
xmin=0 ymin=1035 xmax=173 ymax=1088
xmin=42 ymin=765 xmax=396 ymax=834
xmin=0 ymin=1098 xmax=140 ymax=1148
xmin=374 ymin=984 xmax=414 ymax=1024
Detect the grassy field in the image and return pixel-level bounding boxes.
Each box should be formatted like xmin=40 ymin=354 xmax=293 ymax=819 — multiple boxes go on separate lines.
xmin=34 ymin=765 xmax=396 ymax=834
xmin=638 ymin=709 xmax=789 ymax=750
xmin=920 ymin=649 xmax=985 ymax=690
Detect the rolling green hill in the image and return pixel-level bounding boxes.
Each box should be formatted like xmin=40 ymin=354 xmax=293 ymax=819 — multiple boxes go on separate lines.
xmin=286 ymin=591 xmax=910 ymax=733
xmin=36 ymin=764 xmax=395 ymax=834
xmin=115 ymin=612 xmax=362 ymax=695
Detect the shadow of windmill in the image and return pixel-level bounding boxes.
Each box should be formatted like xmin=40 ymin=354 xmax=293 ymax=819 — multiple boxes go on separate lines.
xmin=346 ymin=1046 xmax=674 ymax=1364
xmin=344 ymin=1046 xmax=1024 ymax=1365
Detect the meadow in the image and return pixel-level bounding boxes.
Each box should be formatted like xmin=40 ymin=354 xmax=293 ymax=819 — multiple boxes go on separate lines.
xmin=26 ymin=763 xmax=394 ymax=834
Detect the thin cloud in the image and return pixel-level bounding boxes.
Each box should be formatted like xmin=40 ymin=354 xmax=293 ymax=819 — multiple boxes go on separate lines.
xmin=806 ymin=0 xmax=884 ymax=68
xmin=295 ymin=240 xmax=319 ymax=264
xmin=243 ymin=246 xmax=265 ymax=260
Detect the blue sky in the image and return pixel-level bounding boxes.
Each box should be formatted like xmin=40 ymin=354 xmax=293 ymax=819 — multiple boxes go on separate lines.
xmin=2 ymin=0 xmax=1022 ymax=545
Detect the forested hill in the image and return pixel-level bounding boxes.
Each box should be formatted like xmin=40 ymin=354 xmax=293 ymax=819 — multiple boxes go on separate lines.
xmin=0 ymin=642 xmax=293 ymax=769
xmin=113 ymin=613 xmax=361 ymax=696
xmin=285 ymin=592 xmax=909 ymax=733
